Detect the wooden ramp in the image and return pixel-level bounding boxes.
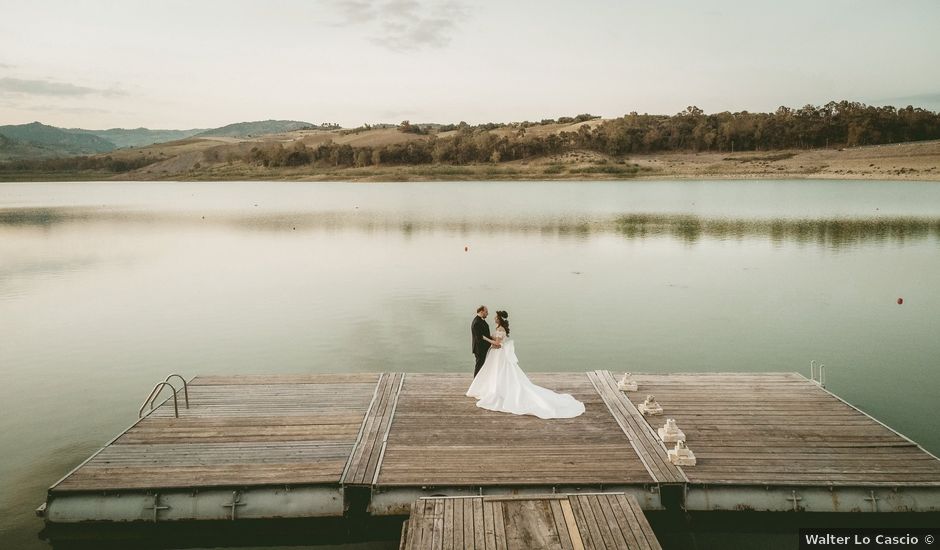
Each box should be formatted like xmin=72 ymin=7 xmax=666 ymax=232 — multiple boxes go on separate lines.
xmin=401 ymin=493 xmax=662 ymax=550
xmin=343 ymin=372 xmax=405 ymax=486
xmin=588 ymin=371 xmax=687 ymax=485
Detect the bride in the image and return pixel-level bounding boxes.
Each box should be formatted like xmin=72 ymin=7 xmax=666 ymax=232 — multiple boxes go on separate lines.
xmin=466 ymin=310 xmax=585 ymax=419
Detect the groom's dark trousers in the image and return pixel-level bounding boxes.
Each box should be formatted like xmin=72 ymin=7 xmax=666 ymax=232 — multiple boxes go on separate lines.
xmin=471 ymin=315 xmax=491 ymax=377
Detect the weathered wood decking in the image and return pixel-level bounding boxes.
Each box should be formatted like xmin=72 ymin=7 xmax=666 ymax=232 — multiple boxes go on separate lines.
xmin=53 ymin=373 xmax=380 ymax=492
xmin=376 ymin=372 xmax=652 ymax=488
xmin=587 ymin=371 xmax=687 ymax=485
xmin=42 ymin=370 xmax=940 ymax=523
xmin=628 ymin=373 xmax=940 ymax=486
xmin=343 ymin=372 xmax=405 ymax=487
xmin=401 ymin=493 xmax=662 ymax=550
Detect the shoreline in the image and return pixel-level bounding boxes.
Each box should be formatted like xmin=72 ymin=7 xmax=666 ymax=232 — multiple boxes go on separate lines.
xmin=2 ymin=140 xmax=940 ymax=183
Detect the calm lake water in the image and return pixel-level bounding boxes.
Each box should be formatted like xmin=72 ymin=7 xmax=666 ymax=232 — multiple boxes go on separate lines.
xmin=1 ymin=180 xmax=939 ymax=549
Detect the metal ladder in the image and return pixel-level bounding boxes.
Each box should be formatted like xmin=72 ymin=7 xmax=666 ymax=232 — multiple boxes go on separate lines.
xmin=138 ymin=373 xmax=190 ymax=418
xmin=809 ymin=360 xmax=826 ymax=388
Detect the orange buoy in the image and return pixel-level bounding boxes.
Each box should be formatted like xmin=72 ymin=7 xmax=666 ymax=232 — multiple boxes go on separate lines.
xmin=897 ymin=297 xmax=903 ymax=305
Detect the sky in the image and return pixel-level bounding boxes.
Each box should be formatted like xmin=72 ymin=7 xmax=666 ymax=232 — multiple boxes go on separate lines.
xmin=0 ymin=0 xmax=938 ymax=129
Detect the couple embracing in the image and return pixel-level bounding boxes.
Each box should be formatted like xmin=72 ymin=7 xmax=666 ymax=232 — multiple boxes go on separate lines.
xmin=466 ymin=305 xmax=584 ymax=419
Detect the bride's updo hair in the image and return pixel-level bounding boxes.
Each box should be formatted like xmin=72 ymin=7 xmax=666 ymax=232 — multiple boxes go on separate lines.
xmin=495 ymin=310 xmax=510 ymax=336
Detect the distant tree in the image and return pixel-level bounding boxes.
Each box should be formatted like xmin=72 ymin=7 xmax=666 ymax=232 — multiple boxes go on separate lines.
xmin=398 ymin=120 xmax=425 ymax=134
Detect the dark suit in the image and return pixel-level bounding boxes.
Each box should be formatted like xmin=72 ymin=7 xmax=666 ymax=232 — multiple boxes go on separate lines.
xmin=471 ymin=315 xmax=491 ymax=377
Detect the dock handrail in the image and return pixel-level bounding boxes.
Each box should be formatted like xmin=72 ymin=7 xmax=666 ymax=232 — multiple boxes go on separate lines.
xmin=164 ymin=373 xmax=190 ymax=409
xmin=809 ymin=360 xmax=827 ymax=388
xmin=139 ymin=382 xmax=179 ymax=418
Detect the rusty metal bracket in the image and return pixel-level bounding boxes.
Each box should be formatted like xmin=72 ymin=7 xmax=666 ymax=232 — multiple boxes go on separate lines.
xmin=787 ymin=490 xmax=803 ymax=511
xmin=222 ymin=491 xmax=245 ymax=520
xmin=144 ymin=493 xmax=170 ymax=522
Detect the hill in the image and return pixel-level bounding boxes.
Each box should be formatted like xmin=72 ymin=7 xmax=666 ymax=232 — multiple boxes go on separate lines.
xmin=0 ymin=122 xmax=115 ymax=156
xmin=2 ymin=102 xmax=939 ymax=181
xmin=0 ymin=133 xmax=54 ymax=161
xmin=195 ymin=120 xmax=316 ymax=138
xmin=0 ymin=120 xmax=319 ymax=160
xmin=70 ymin=127 xmax=205 ymax=148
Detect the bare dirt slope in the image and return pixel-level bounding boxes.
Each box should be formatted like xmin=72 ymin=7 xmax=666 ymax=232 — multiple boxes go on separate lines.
xmin=628 ymin=140 xmax=940 ymax=180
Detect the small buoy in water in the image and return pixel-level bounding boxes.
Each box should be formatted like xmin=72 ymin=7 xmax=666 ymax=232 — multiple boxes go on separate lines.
xmin=897 ymin=297 xmax=903 ymax=305
xmin=464 ymin=245 xmax=469 ymax=252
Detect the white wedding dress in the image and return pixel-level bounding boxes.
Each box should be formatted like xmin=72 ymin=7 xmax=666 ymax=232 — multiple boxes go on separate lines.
xmin=466 ymin=327 xmax=585 ymax=419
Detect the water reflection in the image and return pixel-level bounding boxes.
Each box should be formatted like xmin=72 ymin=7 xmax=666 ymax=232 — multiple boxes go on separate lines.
xmin=614 ymin=214 xmax=940 ymax=246
xmin=3 ymin=207 xmax=939 ymax=249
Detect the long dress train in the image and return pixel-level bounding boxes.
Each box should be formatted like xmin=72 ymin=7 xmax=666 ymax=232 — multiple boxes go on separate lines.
xmin=466 ymin=327 xmax=584 ymax=419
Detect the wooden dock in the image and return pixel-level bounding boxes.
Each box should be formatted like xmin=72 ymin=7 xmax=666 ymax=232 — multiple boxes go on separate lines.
xmin=400 ymin=493 xmax=662 ymax=550
xmin=41 ymin=371 xmax=940 ymax=524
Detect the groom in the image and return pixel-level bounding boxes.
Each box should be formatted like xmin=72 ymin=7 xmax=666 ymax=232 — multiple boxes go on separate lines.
xmin=471 ymin=305 xmax=499 ymax=377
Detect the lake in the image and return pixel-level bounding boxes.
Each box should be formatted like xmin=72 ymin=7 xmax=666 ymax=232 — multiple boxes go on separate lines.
xmin=1 ymin=180 xmax=939 ymax=549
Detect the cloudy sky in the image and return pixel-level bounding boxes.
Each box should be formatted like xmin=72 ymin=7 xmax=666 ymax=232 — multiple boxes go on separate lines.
xmin=0 ymin=0 xmax=938 ymax=129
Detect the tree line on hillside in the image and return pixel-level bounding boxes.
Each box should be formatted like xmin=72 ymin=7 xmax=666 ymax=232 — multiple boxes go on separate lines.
xmin=0 ymin=154 xmax=157 ymax=173
xmin=242 ymin=101 xmax=940 ymax=168
xmin=592 ymin=101 xmax=940 ymax=154
xmin=2 ymin=101 xmax=939 ymax=174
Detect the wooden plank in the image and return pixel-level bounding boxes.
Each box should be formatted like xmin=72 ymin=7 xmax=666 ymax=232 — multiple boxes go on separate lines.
xmin=560 ymin=498 xmax=586 ymax=550
xmin=492 ymin=501 xmax=508 ymax=550
xmin=566 ymin=495 xmax=597 ymax=550
xmin=404 ymin=502 xmax=419 ymax=550
xmin=453 ymin=494 xmax=464 ymax=549
xmin=443 ymin=497 xmax=454 ymax=550
xmin=473 ymin=496 xmax=486 ymax=550
xmin=343 ymin=372 xmax=387 ymax=484
xmin=357 ymin=373 xmax=397 ymax=483
xmin=404 ymin=500 xmax=422 ymax=550
xmin=191 ymin=373 xmax=379 ymax=385
xmin=54 ymin=462 xmax=347 ymax=491
xmin=483 ymin=494 xmax=570 ymax=502
xmin=483 ymin=500 xmax=497 ymax=550
xmin=588 ymin=370 xmax=665 ymax=482
xmin=463 ymin=497 xmax=475 ymax=550
xmin=431 ymin=498 xmax=445 ymax=550
xmin=345 ymin=373 xmax=393 ymax=485
xmin=342 ymin=372 xmax=405 ymax=486
xmin=588 ymin=370 xmax=687 ymax=484
xmin=550 ymin=498 xmax=575 ymax=550
xmin=604 ymin=493 xmax=642 ymax=549
xmin=372 ymin=373 xmax=407 ymax=485
xmin=367 ymin=373 xmax=401 ymax=481
xmin=581 ymin=494 xmax=617 ymax=549
xmin=418 ymin=499 xmax=432 ymax=550
xmin=400 ymin=518 xmax=409 ymax=550
xmin=620 ymin=493 xmax=662 ymax=550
